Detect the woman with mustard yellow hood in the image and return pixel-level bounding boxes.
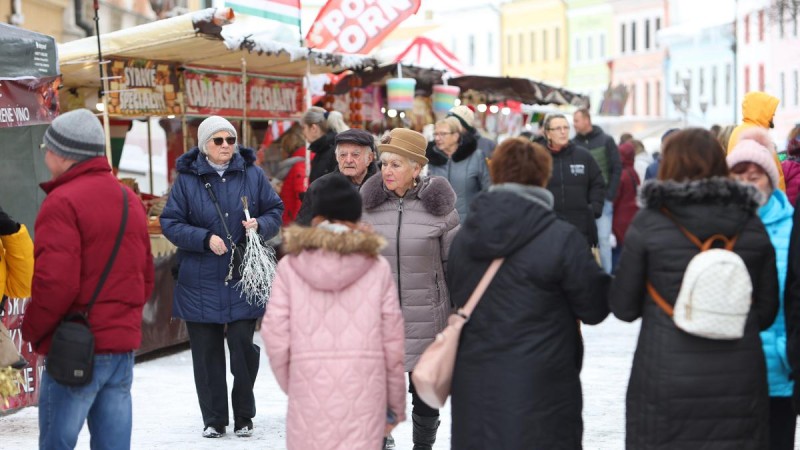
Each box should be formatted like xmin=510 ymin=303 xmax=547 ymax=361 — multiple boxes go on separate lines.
xmin=727 ymin=91 xmax=785 ymax=191
xmin=0 ymin=204 xmax=33 ymax=369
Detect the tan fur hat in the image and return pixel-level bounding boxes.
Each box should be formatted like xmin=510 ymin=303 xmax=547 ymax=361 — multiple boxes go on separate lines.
xmin=378 ymin=128 xmax=428 ymax=166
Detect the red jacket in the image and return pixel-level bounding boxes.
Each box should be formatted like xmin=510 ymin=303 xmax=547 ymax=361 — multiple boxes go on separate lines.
xmin=613 ymin=142 xmax=640 ymax=246
xmin=280 ymin=147 xmax=312 ymax=225
xmin=22 ymin=157 xmax=154 ymax=355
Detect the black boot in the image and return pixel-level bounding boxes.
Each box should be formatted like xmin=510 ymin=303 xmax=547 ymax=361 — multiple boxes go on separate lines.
xmin=412 ymin=413 xmax=440 ymax=450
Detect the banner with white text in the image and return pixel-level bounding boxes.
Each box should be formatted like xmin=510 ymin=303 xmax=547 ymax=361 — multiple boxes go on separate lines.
xmin=106 ymin=58 xmax=181 ymax=117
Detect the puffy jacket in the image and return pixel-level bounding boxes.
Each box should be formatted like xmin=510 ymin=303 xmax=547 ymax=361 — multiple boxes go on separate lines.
xmin=262 ymin=225 xmax=406 ymax=450
xmin=781 ymin=158 xmax=800 ymax=206
xmin=449 ymin=184 xmax=610 ymax=449
xmin=295 ymin=162 xmax=379 ymax=226
xmin=1 ymin=224 xmax=33 ymax=299
xmin=308 ymin=130 xmax=337 ymax=184
xmin=613 ymin=142 xmax=640 ymax=247
xmin=426 ymin=132 xmax=491 ymax=223
xmin=546 ymin=142 xmax=606 ymax=246
xmin=361 ymin=175 xmax=460 ymax=371
xmin=22 ymin=157 xmax=154 ymax=355
xmin=280 ymin=147 xmax=309 ymax=225
xmin=572 ymin=125 xmax=622 ymax=200
xmin=160 ymin=147 xmax=283 ymax=324
xmin=758 ymin=189 xmax=794 ymax=397
xmin=610 ymin=178 xmax=778 ymax=449
xmin=728 ymin=92 xmax=785 ymax=191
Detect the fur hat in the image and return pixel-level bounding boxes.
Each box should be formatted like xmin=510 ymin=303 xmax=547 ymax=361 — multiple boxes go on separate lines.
xmin=727 ymin=128 xmax=780 ymax=190
xmin=198 ymin=116 xmax=237 ymax=153
xmin=42 ymin=109 xmax=105 ymax=161
xmin=378 ymin=128 xmax=428 ymax=166
xmin=448 ymin=105 xmax=476 ymax=132
xmin=310 ymin=173 xmax=362 ymax=222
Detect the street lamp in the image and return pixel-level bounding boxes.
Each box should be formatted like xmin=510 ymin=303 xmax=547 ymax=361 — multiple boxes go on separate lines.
xmin=699 ymin=97 xmax=709 ymax=123
xmin=670 ymin=70 xmax=693 ymax=128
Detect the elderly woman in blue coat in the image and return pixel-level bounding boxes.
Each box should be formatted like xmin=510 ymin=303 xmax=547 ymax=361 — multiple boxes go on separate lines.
xmin=728 ymin=128 xmax=796 ymax=450
xmin=161 ymin=116 xmax=283 ymax=439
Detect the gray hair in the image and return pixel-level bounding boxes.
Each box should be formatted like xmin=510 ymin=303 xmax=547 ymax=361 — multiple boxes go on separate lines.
xmin=543 ymin=113 xmax=568 ymax=131
xmin=302 ymin=106 xmax=350 ymax=134
xmin=379 ymin=150 xmax=420 ymax=171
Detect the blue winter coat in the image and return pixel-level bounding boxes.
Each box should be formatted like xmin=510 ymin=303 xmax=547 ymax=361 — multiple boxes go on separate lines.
xmin=160 ymin=147 xmax=283 ymax=323
xmin=759 ymin=189 xmax=794 ymax=396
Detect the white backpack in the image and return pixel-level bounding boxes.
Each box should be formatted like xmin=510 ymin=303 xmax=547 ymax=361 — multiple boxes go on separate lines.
xmin=647 ymin=214 xmax=752 ymax=340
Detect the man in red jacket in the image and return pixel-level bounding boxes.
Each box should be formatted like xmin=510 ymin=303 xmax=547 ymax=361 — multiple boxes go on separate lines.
xmin=21 ymin=108 xmax=154 ymax=450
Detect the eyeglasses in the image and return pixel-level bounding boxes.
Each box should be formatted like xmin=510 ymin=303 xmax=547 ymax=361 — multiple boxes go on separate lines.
xmin=433 ymin=132 xmax=456 ymax=138
xmin=547 ymin=127 xmax=570 ymax=132
xmin=211 ymin=137 xmax=236 ymax=146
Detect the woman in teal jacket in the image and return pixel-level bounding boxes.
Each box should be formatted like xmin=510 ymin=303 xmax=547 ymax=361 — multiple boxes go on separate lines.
xmin=728 ymin=128 xmax=796 ymax=450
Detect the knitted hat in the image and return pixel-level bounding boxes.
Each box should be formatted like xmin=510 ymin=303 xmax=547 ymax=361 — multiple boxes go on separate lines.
xmin=335 ymin=128 xmax=376 ymax=153
xmin=42 ymin=109 xmax=105 ymax=161
xmin=310 ymin=173 xmax=362 ymax=222
xmin=727 ymin=128 xmax=780 ymax=190
xmin=448 ymin=105 xmax=476 ymax=132
xmin=378 ymin=128 xmax=428 ymax=166
xmin=198 ymin=115 xmax=237 ymax=153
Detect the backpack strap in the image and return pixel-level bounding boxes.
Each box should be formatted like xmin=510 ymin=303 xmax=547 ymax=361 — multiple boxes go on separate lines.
xmin=646 ymin=282 xmax=674 ymax=316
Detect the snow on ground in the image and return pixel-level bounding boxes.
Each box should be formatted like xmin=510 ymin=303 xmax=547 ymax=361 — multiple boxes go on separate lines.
xmin=0 ymin=317 xmax=641 ymax=449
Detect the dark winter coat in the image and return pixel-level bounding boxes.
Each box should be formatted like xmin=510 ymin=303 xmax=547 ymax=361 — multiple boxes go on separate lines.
xmin=160 ymin=147 xmax=283 ymax=324
xmin=546 ymin=142 xmax=605 ymax=246
xmin=22 ymin=157 xmax=154 ymax=355
xmin=294 ymin=162 xmax=379 ymax=226
xmin=781 ymin=157 xmax=800 ymax=206
xmin=426 ymin=132 xmax=491 ymax=223
xmin=308 ymin=130 xmax=337 ymax=184
xmin=610 ymin=178 xmax=778 ymax=450
xmin=361 ymin=174 xmax=460 ymax=371
xmin=612 ymin=142 xmax=639 ymax=247
xmin=449 ymin=183 xmax=610 ymax=450
xmin=572 ymin=125 xmax=622 ymax=200
xmin=783 ymin=194 xmax=800 ymax=397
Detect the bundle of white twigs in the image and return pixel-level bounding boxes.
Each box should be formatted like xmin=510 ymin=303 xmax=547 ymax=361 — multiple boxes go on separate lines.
xmin=235 ymin=196 xmax=277 ymax=307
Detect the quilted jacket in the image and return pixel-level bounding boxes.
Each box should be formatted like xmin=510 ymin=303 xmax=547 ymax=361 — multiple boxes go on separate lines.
xmin=1 ymin=224 xmax=33 ymax=299
xmin=262 ymin=225 xmax=406 ymax=450
xmin=610 ymin=178 xmax=778 ymax=449
xmin=361 ymin=174 xmax=460 ymax=371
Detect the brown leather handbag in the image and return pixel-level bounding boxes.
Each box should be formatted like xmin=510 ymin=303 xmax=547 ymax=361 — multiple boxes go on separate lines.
xmin=411 ymin=258 xmax=504 ymax=409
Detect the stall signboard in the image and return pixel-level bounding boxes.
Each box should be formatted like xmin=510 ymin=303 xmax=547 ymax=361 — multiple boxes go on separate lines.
xmin=183 ymin=67 xmax=303 ymax=120
xmin=106 ymin=58 xmax=181 ymax=117
xmin=0 ymin=23 xmax=58 ymax=78
xmin=0 ymin=76 xmax=60 ymax=128
xmin=1 ymin=297 xmax=42 ymax=411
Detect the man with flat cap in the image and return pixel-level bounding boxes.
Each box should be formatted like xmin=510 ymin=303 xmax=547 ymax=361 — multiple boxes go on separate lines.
xmin=296 ymin=128 xmax=379 ymax=225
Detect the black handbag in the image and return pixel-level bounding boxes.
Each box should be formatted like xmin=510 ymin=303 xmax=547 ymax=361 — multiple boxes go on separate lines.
xmin=201 ymin=176 xmax=246 ymax=282
xmin=46 ymin=186 xmax=128 ymax=386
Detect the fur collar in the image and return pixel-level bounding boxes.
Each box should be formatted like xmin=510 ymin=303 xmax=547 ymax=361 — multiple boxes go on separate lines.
xmin=282 ymin=225 xmax=385 ymax=256
xmin=361 ymin=174 xmax=456 ymax=216
xmin=175 ymin=147 xmax=257 ymax=174
xmin=638 ymin=177 xmax=761 ymax=214
xmin=426 ymin=131 xmax=479 ymax=165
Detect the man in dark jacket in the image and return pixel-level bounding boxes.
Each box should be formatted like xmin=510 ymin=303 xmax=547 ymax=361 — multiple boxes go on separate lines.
xmin=22 ymin=109 xmax=154 ymax=449
xmin=296 ymin=129 xmax=378 ymax=225
xmin=572 ymin=108 xmax=621 ymax=273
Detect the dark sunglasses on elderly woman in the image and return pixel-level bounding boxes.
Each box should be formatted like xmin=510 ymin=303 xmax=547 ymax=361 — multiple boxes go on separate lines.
xmin=212 ymin=137 xmax=236 ymax=146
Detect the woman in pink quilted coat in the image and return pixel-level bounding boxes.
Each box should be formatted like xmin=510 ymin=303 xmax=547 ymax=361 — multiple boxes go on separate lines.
xmin=262 ymin=174 xmax=406 ymax=450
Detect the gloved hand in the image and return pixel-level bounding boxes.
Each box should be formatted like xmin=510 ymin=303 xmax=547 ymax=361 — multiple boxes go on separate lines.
xmin=609 ymin=233 xmax=618 ymax=249
xmin=0 ymin=205 xmax=20 ymax=236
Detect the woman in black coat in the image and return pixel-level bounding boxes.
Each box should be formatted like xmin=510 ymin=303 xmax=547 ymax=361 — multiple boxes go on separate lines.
xmin=448 ymin=138 xmax=611 ymax=450
xmin=610 ymin=128 xmax=779 ymax=449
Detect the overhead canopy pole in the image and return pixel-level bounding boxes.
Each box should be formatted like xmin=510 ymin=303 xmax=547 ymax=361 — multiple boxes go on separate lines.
xmin=93 ymin=0 xmax=112 ymax=165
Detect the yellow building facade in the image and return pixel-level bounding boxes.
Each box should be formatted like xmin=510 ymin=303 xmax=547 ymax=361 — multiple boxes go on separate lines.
xmin=0 ymin=0 xmax=71 ymax=41
xmin=501 ymin=0 xmax=568 ymax=86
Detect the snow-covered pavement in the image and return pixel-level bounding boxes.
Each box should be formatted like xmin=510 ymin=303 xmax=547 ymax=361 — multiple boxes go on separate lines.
xmin=0 ymin=317 xmax=640 ymax=449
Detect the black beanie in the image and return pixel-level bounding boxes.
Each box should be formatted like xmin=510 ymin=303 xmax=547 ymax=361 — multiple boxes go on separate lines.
xmin=310 ymin=173 xmax=362 ymax=222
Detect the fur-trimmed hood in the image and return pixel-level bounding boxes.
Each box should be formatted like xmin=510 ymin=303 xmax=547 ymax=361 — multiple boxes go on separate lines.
xmin=360 ymin=173 xmax=457 ymax=217
xmin=175 ymin=146 xmax=257 ymax=175
xmin=426 ymin=131 xmax=479 ymax=165
xmin=282 ymin=225 xmax=385 ymax=256
xmin=282 ymin=225 xmax=386 ymax=291
xmin=638 ymin=177 xmax=762 ymax=214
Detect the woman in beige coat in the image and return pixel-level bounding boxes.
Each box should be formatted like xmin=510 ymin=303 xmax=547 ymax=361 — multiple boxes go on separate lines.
xmin=361 ymin=127 xmax=459 ymax=450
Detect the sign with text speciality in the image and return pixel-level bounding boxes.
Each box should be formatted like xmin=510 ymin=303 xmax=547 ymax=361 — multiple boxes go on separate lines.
xmin=183 ymin=67 xmax=303 ymax=120
xmin=306 ymin=0 xmax=421 ymax=54
xmin=106 ymin=58 xmax=181 ymax=117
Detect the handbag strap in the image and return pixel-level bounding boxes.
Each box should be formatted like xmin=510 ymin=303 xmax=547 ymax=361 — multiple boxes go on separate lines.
xmin=86 ymin=186 xmax=128 ymax=316
xmin=457 ymin=258 xmax=504 ymax=320
xmin=201 ymin=175 xmax=234 ymax=243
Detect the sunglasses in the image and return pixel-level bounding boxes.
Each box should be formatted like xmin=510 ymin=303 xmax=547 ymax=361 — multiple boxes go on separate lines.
xmin=211 ymin=137 xmax=236 ymax=146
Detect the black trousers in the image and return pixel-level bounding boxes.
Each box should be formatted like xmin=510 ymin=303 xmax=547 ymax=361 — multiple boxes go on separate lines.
xmin=408 ymin=372 xmax=439 ymax=418
xmin=186 ymin=319 xmax=260 ymax=428
xmin=769 ymin=397 xmax=797 ymax=450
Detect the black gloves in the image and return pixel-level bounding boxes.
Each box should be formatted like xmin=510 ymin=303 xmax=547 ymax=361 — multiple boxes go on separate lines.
xmin=0 ymin=205 xmax=20 ymax=235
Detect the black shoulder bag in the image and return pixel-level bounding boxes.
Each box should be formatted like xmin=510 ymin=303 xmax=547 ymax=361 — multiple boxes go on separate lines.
xmin=46 ymin=186 xmax=128 ymax=386
xmin=201 ymin=175 xmax=246 ymax=283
